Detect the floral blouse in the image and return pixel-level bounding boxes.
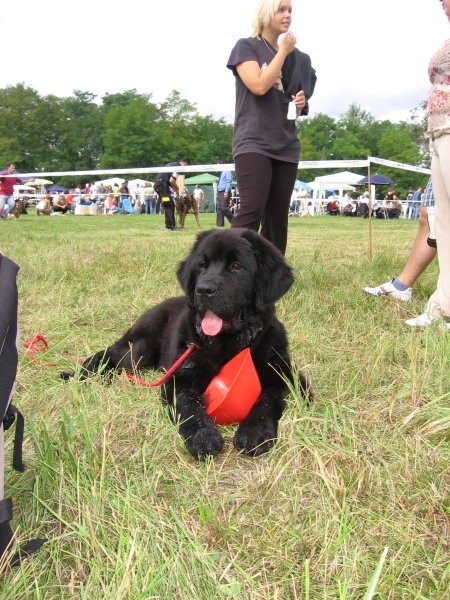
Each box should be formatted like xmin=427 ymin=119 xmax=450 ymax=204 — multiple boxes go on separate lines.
xmin=427 ymin=37 xmax=450 ymax=134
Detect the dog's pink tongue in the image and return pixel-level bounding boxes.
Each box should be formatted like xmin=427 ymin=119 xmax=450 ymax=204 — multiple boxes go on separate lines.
xmin=201 ymin=310 xmax=223 ymax=336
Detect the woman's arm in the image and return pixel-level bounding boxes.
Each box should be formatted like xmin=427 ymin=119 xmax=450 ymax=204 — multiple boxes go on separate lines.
xmin=236 ymin=33 xmax=296 ymax=96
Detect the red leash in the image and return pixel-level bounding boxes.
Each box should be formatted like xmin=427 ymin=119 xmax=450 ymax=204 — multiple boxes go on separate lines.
xmin=125 ymin=343 xmax=199 ymax=387
xmin=23 ymin=333 xmax=199 ymax=387
xmin=23 ymin=333 xmax=58 ymax=367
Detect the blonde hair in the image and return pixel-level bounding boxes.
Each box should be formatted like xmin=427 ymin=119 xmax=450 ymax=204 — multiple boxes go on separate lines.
xmin=252 ymin=0 xmax=283 ymax=37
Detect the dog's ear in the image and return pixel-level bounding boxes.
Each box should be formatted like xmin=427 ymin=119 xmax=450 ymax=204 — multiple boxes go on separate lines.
xmin=241 ymin=229 xmax=294 ymax=307
xmin=177 ymin=230 xmax=214 ymax=305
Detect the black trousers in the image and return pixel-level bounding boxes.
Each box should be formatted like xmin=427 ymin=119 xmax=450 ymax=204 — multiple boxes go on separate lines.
xmin=216 ymin=191 xmax=232 ymax=226
xmin=232 ymin=153 xmax=298 ymax=255
xmin=161 ymin=197 xmax=176 ymax=229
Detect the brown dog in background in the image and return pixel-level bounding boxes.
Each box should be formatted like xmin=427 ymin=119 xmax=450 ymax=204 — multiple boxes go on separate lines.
xmin=176 ymin=191 xmax=201 ymax=229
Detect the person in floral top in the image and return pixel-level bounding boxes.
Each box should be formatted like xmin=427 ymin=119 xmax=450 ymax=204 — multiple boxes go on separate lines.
xmin=405 ymin=0 xmax=450 ymax=328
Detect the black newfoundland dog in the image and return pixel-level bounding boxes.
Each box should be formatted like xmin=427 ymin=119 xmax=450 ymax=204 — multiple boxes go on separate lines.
xmin=71 ymin=228 xmax=312 ymax=459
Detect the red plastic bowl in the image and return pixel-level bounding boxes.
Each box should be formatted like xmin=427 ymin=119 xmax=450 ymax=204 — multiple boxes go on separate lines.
xmin=205 ymin=348 xmax=262 ymax=425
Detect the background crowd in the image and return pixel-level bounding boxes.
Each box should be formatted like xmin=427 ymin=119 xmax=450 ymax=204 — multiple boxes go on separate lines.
xmin=289 ymin=184 xmax=428 ymax=220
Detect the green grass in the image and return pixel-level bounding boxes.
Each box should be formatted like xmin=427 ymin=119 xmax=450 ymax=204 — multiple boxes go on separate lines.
xmin=0 ymin=211 xmax=449 ymax=599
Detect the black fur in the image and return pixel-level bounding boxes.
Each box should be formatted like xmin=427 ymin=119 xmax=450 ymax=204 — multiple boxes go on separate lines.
xmin=69 ymin=228 xmax=312 ymax=459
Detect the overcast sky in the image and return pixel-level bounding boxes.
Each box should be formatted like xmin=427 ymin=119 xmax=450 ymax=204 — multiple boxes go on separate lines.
xmin=2 ymin=0 xmax=448 ymax=125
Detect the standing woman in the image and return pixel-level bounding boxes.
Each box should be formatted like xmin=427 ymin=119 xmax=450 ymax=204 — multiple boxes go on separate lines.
xmin=0 ymin=163 xmax=25 ymax=218
xmin=405 ymin=0 xmax=450 ymax=327
xmin=227 ymin=0 xmax=316 ymax=254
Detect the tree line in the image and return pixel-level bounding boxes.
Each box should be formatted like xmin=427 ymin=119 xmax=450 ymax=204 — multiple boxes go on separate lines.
xmin=0 ymin=83 xmax=429 ymax=197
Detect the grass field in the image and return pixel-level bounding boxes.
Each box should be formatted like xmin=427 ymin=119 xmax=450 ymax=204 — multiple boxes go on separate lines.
xmin=0 ymin=211 xmax=449 ymax=599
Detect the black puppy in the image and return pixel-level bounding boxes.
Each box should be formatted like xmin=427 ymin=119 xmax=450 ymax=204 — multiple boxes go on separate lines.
xmin=71 ymin=228 xmax=312 ymax=459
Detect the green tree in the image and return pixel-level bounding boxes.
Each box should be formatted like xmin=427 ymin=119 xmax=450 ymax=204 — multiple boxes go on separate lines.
xmin=402 ymin=101 xmax=429 ymax=166
xmin=0 ymin=83 xmax=46 ymax=171
xmin=330 ymin=104 xmax=374 ymax=161
xmin=191 ymin=115 xmax=233 ymax=164
xmin=338 ymin=104 xmax=375 ymax=143
xmin=157 ymin=90 xmax=203 ymax=163
xmin=101 ymin=89 xmax=232 ymax=171
xmin=298 ymin=112 xmax=337 ymax=159
xmin=297 ymin=113 xmax=337 ymax=181
xmin=56 ymin=91 xmax=103 ymax=175
xmin=102 ymin=89 xmax=151 ymax=111
xmin=101 ymin=96 xmax=164 ymax=168
xmin=0 ymin=84 xmax=432 ymax=191
xmin=375 ymin=124 xmax=425 ymax=195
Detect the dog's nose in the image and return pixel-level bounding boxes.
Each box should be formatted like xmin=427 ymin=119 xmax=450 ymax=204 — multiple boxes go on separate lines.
xmin=196 ymin=281 xmax=217 ymax=297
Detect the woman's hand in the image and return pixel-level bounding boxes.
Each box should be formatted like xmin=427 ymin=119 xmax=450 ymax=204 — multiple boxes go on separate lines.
xmin=237 ymin=31 xmax=297 ymax=96
xmin=292 ymin=90 xmax=306 ymax=115
xmin=279 ymin=31 xmax=296 ymax=55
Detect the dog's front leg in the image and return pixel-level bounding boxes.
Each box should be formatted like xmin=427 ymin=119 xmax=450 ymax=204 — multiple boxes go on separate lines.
xmin=61 ymin=348 xmax=116 ymax=380
xmin=174 ymin=389 xmax=224 ymax=460
xmin=234 ymin=391 xmax=286 ymax=456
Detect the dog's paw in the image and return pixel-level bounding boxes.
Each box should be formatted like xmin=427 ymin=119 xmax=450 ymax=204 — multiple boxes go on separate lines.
xmin=234 ymin=422 xmax=277 ymax=456
xmin=60 ymin=370 xmax=75 ymax=380
xmin=185 ymin=426 xmax=224 ymax=460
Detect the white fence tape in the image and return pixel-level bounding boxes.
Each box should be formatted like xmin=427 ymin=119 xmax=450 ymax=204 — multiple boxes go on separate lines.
xmin=368 ymin=156 xmax=431 ymax=175
xmin=3 ymin=157 xmax=429 ymax=178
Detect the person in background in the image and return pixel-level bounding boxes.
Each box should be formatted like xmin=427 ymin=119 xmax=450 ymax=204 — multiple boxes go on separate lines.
xmin=382 ymin=194 xmax=402 ymax=219
xmin=137 ymin=184 xmax=146 ymax=213
xmin=357 ymin=190 xmax=370 ymax=218
xmin=112 ymin=182 xmax=120 ymax=205
xmin=35 ymin=194 xmax=52 ymax=215
xmin=119 ymin=180 xmax=129 ymax=208
xmin=405 ymin=186 xmax=415 ymax=219
xmin=104 ymin=194 xmax=118 ymax=214
xmin=52 ymin=194 xmax=70 ymax=213
xmin=216 ymin=166 xmax=233 ymax=227
xmin=97 ymin=182 xmax=107 ymax=202
xmin=0 ymin=163 xmax=26 ymax=219
xmin=154 ymin=159 xmax=191 ymax=230
xmin=229 ymin=197 xmax=238 ymax=217
xmin=384 ymin=189 xmax=395 ymax=203
xmin=405 ymin=0 xmax=450 ymax=328
xmin=144 ymin=182 xmax=155 ymax=214
xmin=408 ymin=186 xmax=424 ymax=219
xmin=342 ymin=198 xmax=357 ymax=217
xmin=326 ymin=196 xmax=340 ymax=215
xmin=193 ymin=184 xmax=205 ymax=210
xmin=66 ymin=189 xmax=76 ymax=212
xmin=226 ymin=0 xmax=316 ymax=254
xmin=364 ymin=179 xmax=436 ymax=302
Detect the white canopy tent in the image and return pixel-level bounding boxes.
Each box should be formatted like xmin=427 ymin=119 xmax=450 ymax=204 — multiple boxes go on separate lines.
xmin=306 ymin=180 xmax=355 ymax=198
xmin=13 ymin=184 xmax=36 ymax=198
xmin=95 ymin=177 xmax=124 ymax=187
xmin=311 ymin=171 xmax=362 ymax=201
xmin=128 ymin=178 xmax=153 ymax=198
xmin=128 ymin=178 xmax=152 ymax=187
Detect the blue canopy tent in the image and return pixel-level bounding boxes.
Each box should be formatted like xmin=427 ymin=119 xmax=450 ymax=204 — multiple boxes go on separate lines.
xmin=294 ymin=180 xmax=311 ymax=191
xmin=357 ymin=174 xmax=395 ymax=186
xmin=357 ymin=173 xmax=395 ymax=202
xmin=48 ymin=184 xmax=69 ymax=193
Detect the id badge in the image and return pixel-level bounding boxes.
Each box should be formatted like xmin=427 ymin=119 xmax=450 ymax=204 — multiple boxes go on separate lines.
xmin=287 ymin=101 xmax=297 ymax=120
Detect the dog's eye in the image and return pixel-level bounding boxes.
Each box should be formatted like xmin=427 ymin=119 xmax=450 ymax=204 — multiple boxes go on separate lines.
xmin=230 ymin=262 xmax=242 ymax=272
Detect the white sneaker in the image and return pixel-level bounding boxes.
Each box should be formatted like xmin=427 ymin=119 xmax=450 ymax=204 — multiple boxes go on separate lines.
xmin=405 ymin=313 xmax=450 ymax=329
xmin=364 ymin=279 xmax=412 ymax=301
xmin=405 ymin=313 xmax=433 ymax=327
